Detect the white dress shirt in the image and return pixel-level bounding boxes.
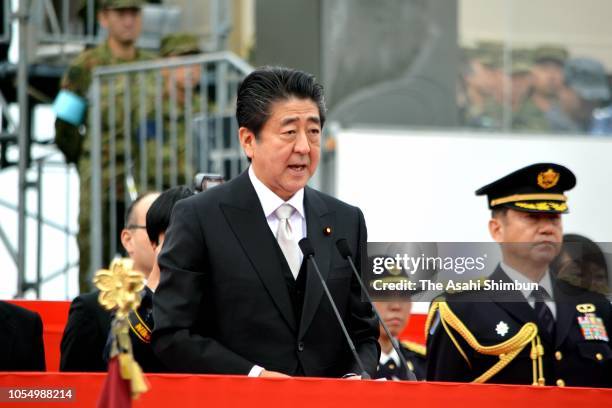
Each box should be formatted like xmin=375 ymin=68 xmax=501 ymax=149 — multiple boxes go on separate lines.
xmin=246 ymin=165 xmax=308 ymax=377
xmin=500 ymin=262 xmax=557 ymax=319
xmin=249 ymin=166 xmax=307 ymax=273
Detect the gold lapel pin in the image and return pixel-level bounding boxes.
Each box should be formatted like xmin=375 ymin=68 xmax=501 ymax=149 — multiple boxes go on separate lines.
xmin=323 ymin=226 xmax=332 ymax=236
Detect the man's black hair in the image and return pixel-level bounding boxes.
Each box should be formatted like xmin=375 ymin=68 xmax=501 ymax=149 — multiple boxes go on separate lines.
xmin=491 ymin=207 xmax=509 ymax=219
xmin=236 ymin=66 xmax=326 ymax=138
xmin=146 ymin=185 xmax=194 ymax=245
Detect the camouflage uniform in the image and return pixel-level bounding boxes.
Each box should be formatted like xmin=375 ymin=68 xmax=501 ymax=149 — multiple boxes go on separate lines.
xmin=55 ymin=37 xmax=155 ymax=292
xmin=139 ymin=33 xmax=203 ymax=189
xmin=512 ymin=98 xmax=550 ymax=132
xmin=510 ymin=49 xmax=550 ymax=132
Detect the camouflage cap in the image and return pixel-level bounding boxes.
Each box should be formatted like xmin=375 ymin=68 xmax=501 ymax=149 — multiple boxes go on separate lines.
xmin=511 ymin=48 xmax=534 ymax=74
xmin=160 ymin=33 xmax=201 ymax=57
xmin=565 ymin=58 xmax=611 ymax=101
xmin=99 ymin=0 xmax=144 ymax=9
xmin=533 ymin=45 xmax=568 ymax=65
xmin=474 ymin=40 xmax=504 ymax=69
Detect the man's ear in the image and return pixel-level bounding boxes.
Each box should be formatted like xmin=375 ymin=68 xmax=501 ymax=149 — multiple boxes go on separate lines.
xmin=120 ymin=229 xmax=133 ymax=254
xmin=97 ymin=10 xmax=108 ymax=29
xmin=489 ymin=217 xmax=503 ymax=243
xmin=239 ymin=127 xmax=256 ymax=160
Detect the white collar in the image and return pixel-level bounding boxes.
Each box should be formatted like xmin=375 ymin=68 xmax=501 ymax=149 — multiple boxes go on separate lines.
xmin=248 ymin=166 xmax=305 ymax=219
xmin=379 ymin=347 xmax=400 ymax=366
xmin=500 ymin=262 xmax=554 ymax=300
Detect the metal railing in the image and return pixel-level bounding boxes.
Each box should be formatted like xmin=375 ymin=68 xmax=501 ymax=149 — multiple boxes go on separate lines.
xmin=1 ymin=0 xmax=10 ymax=44
xmin=88 ymin=51 xmax=252 ymax=279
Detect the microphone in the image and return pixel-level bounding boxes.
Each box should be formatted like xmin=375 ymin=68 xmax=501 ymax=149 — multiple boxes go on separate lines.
xmin=298 ymin=238 xmax=371 ymax=380
xmin=335 ymin=238 xmax=417 ymax=381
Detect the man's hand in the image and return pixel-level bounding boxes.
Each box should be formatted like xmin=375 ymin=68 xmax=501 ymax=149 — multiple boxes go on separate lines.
xmin=259 ymin=370 xmax=291 ymax=378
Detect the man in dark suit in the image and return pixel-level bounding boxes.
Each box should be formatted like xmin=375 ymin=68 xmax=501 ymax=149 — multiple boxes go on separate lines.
xmin=60 ymin=192 xmax=159 ymax=371
xmin=152 ymin=66 xmax=379 ymax=378
xmin=0 ymin=301 xmax=46 ymax=371
xmin=426 ymin=163 xmax=612 ymax=387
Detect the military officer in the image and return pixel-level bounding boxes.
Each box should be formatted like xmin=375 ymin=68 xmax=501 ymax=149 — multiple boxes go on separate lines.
xmin=373 ymin=299 xmax=426 ymax=380
xmin=426 ymin=163 xmax=612 ymax=387
xmin=54 ymin=0 xmax=156 ymax=293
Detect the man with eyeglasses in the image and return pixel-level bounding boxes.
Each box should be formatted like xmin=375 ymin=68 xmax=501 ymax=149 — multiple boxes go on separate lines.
xmin=60 ymin=192 xmax=159 ymax=372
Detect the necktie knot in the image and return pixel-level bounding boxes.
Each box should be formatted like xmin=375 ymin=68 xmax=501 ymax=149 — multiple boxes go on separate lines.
xmin=275 ymin=203 xmax=295 ymax=221
xmin=530 ymin=286 xmax=551 ymax=302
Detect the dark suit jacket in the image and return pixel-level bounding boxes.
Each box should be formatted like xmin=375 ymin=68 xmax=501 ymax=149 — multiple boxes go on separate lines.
xmin=427 ymin=266 xmax=612 ymax=387
xmin=0 ymin=301 xmax=45 ymax=371
xmin=152 ymin=170 xmax=379 ymax=377
xmin=60 ymin=290 xmax=112 ymax=372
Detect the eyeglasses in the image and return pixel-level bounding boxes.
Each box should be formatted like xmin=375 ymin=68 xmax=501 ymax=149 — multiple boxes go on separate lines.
xmin=126 ymin=224 xmax=147 ymax=230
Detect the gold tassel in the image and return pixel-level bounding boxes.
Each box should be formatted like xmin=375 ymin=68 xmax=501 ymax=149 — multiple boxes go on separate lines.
xmin=427 ymin=301 xmax=540 ymax=384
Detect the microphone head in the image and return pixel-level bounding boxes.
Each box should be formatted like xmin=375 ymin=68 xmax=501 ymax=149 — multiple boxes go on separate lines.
xmin=298 ymin=238 xmax=315 ymax=257
xmin=335 ymin=238 xmax=353 ymax=259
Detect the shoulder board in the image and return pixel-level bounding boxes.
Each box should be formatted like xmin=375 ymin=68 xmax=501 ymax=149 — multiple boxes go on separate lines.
xmin=401 ymin=340 xmax=426 ymax=356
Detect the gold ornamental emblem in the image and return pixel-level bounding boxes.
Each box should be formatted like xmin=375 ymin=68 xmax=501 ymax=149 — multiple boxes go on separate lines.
xmin=576 ymin=303 xmax=596 ymax=313
xmin=537 ymin=169 xmax=560 ymax=189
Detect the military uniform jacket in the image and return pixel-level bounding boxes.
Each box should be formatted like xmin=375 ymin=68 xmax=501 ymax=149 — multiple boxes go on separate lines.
xmin=376 ymin=340 xmax=426 ymax=381
xmin=426 ymin=266 xmax=612 ymax=387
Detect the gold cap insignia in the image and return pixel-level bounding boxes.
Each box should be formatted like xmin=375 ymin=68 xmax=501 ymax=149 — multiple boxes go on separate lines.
xmin=576 ymin=303 xmax=596 ymax=313
xmin=537 ymin=169 xmax=560 ymax=189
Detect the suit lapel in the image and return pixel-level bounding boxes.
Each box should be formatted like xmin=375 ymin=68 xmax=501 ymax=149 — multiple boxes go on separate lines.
xmin=220 ymin=172 xmax=297 ymax=333
xmin=299 ymin=187 xmax=335 ymax=338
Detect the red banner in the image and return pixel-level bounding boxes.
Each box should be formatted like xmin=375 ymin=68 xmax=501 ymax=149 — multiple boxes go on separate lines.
xmin=0 ymin=372 xmax=610 ymax=408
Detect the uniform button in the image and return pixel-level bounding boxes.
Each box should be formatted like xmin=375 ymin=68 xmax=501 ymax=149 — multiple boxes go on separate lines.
xmin=596 ymin=353 xmax=603 ymax=361
xmin=297 ymin=342 xmax=305 ymax=352
xmin=555 ymin=351 xmax=562 ymax=361
xmin=556 ymin=379 xmax=565 ymax=387
xmin=388 ymin=363 xmax=395 ymax=370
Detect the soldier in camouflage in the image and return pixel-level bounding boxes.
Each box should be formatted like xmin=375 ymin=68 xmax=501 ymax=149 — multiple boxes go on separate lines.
xmin=140 ymin=33 xmax=203 ymax=189
xmin=510 ymin=49 xmax=550 ymax=132
xmin=54 ymin=0 xmax=155 ymax=293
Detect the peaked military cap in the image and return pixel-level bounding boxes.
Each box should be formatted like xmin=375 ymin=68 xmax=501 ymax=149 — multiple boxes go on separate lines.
xmin=475 ymin=163 xmax=576 ymax=213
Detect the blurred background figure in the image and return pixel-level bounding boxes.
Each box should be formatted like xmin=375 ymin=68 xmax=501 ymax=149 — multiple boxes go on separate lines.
xmin=510 ymin=48 xmax=550 ymax=132
xmin=460 ymin=44 xmax=503 ymax=129
xmin=53 ymin=0 xmax=154 ymax=293
xmin=547 ymin=58 xmax=611 ymax=133
xmin=141 ymin=33 xmax=203 ymax=188
xmin=373 ymin=299 xmax=426 ymax=381
xmin=554 ymin=233 xmax=610 ymax=295
xmin=530 ymin=46 xmax=568 ymax=118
